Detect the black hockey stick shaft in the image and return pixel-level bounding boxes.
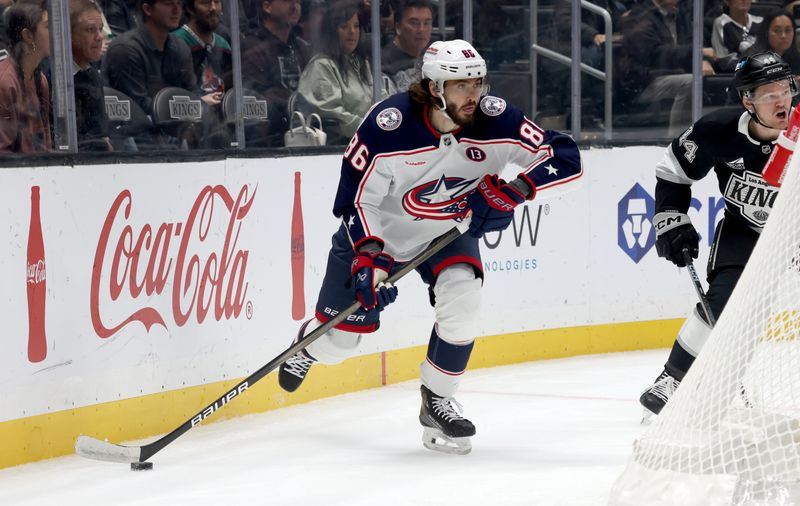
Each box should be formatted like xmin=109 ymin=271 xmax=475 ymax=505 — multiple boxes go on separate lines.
xmin=77 ymin=220 xmax=470 ymax=464
xmin=682 ymin=248 xmax=716 ymax=326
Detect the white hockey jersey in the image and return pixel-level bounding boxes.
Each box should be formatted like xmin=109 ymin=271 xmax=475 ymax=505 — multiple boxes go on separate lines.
xmin=333 ymin=92 xmax=583 ymax=260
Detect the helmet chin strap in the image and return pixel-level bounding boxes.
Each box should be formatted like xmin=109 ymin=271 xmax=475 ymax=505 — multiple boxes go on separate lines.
xmin=434 ymin=82 xmax=455 ymax=123
xmin=746 ymin=106 xmax=782 ymax=131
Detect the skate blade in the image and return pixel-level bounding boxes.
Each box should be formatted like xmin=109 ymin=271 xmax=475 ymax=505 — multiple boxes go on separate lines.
xmin=640 ymin=409 xmax=655 ymax=425
xmin=422 ymin=427 xmax=472 ymax=455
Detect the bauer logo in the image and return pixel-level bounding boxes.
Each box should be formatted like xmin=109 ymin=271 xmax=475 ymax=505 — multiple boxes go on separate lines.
xmin=618 ymin=184 xmax=656 ymax=263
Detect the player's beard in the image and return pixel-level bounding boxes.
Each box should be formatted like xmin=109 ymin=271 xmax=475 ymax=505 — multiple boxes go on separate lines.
xmin=446 ymin=101 xmax=477 ymax=127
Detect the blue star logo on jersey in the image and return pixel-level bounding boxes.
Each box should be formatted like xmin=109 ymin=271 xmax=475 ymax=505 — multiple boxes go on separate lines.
xmin=618 ymin=183 xmax=656 ymax=263
xmin=402 ymin=175 xmax=476 ymax=220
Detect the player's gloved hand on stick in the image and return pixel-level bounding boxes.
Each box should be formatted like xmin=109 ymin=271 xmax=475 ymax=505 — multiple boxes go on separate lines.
xmin=351 ymin=244 xmax=398 ymax=310
xmin=466 ymin=174 xmax=529 ymax=238
xmin=654 ymin=211 xmax=699 ymax=267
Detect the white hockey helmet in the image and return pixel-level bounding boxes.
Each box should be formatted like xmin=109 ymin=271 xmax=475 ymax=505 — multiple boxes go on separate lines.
xmin=421 ymin=39 xmax=488 ymax=108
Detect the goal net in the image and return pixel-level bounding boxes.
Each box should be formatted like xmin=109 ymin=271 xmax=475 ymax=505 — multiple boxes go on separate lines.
xmin=608 ymin=151 xmax=800 ymax=506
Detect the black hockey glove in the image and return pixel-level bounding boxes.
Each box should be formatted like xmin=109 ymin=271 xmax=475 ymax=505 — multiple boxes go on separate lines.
xmin=351 ymin=245 xmax=398 ymax=311
xmin=654 ymin=211 xmax=699 ymax=267
xmin=466 ymin=174 xmax=530 ymax=238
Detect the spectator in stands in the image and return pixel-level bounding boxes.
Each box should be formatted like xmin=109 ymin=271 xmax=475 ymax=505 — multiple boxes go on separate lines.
xmin=618 ymin=0 xmax=717 ymax=136
xmin=297 ymin=0 xmax=392 ymax=141
xmin=100 ymin=0 xmax=138 ymax=36
xmin=381 ymin=0 xmax=432 ymax=92
xmin=742 ymin=10 xmax=800 ymax=75
xmin=173 ymin=0 xmax=232 ymax=93
xmin=71 ymin=0 xmax=112 ymax=151
xmin=0 ymin=0 xmax=14 ymax=51
xmin=711 ymin=0 xmax=761 ymax=59
xmin=103 ymin=0 xmax=221 ymax=117
xmin=221 ymin=0 xmax=260 ymax=37
xmin=358 ymin=0 xmax=395 ymax=50
xmin=241 ymin=0 xmax=311 ymax=145
xmin=0 ymin=0 xmax=51 ymax=153
xmin=293 ymin=0 xmax=325 ymax=53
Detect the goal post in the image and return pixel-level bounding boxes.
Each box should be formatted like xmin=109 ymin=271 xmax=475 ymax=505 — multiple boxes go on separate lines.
xmin=609 ymin=149 xmax=800 ymax=506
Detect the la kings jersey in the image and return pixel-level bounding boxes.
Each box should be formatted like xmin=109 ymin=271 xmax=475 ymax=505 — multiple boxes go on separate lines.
xmin=333 ymin=92 xmax=583 ymax=261
xmin=655 ymin=107 xmax=778 ymax=234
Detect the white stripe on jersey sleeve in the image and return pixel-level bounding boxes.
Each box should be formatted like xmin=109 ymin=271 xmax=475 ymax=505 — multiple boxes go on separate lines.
xmin=655 ymin=147 xmax=695 ymax=185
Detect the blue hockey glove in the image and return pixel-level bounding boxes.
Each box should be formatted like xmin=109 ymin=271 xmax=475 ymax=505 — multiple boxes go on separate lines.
xmin=466 ymin=174 xmax=527 ymax=238
xmin=374 ymin=283 xmax=398 ymax=312
xmin=351 ymin=249 xmax=396 ymax=310
xmin=654 ymin=211 xmax=699 ymax=267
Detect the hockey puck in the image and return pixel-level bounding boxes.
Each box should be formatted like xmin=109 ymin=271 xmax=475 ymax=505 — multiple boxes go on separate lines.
xmin=130 ymin=461 xmax=153 ymax=471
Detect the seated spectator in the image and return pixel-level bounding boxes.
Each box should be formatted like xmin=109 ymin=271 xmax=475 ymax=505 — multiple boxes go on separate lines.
xmin=381 ymin=0 xmax=433 ymax=92
xmin=617 ymin=0 xmax=717 ymax=136
xmin=297 ymin=0 xmax=392 ymax=141
xmin=71 ymin=0 xmax=112 ymax=151
xmin=0 ymin=0 xmax=51 ymax=153
xmin=173 ymin=0 xmax=232 ymax=93
xmin=741 ymin=10 xmax=800 ymax=75
xmin=241 ymin=0 xmax=311 ymax=145
xmin=711 ymin=0 xmax=761 ymax=59
xmin=221 ymin=0 xmax=260 ymax=37
xmin=0 ymin=0 xmax=14 ymax=51
xmin=103 ymin=0 xmax=221 ymax=118
xmin=292 ymin=0 xmax=325 ymax=53
xmin=100 ymin=0 xmax=139 ymax=36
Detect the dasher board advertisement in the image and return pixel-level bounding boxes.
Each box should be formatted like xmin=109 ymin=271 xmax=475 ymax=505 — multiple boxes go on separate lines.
xmin=1 ymin=147 xmax=722 ymax=422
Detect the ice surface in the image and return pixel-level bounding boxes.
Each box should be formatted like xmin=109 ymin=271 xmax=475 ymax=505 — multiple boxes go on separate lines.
xmin=0 ymin=350 xmax=662 ymax=506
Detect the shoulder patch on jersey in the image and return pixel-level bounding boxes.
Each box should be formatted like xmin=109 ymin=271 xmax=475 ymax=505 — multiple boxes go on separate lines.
xmin=725 ymin=157 xmax=745 ymax=171
xmin=480 ymin=96 xmax=506 ymax=116
xmin=376 ymin=107 xmax=403 ymax=131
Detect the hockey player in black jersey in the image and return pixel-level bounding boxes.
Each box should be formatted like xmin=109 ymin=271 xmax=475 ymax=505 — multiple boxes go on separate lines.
xmin=640 ymin=51 xmax=797 ymax=417
xmin=277 ymin=39 xmax=582 ymax=454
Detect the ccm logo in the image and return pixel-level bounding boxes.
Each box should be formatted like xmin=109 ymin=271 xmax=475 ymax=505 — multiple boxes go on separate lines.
xmin=655 ymin=216 xmax=684 ymax=229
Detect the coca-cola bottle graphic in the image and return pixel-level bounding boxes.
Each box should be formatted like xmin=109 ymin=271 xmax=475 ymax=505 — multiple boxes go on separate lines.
xmin=27 ymin=186 xmax=47 ymax=363
xmin=291 ymin=172 xmax=305 ymax=320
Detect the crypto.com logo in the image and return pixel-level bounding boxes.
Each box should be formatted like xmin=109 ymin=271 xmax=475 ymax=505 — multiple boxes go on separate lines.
xmin=618 ymin=183 xmax=655 ymax=263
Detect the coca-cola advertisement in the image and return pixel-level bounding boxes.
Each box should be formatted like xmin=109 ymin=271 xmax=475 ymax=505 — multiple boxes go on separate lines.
xmin=90 ymin=184 xmax=256 ymax=338
xmin=27 ymin=186 xmax=46 ymax=363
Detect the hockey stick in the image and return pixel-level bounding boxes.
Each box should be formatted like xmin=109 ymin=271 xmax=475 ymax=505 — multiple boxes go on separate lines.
xmin=682 ymin=248 xmax=716 ymax=326
xmin=76 ymin=218 xmax=472 ymax=465
xmin=682 ymin=249 xmax=753 ymax=407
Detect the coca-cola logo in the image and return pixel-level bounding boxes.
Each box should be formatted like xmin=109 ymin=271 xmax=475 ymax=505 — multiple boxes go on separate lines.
xmin=91 ymin=185 xmax=256 ymax=338
xmin=27 ymin=259 xmax=46 ymax=284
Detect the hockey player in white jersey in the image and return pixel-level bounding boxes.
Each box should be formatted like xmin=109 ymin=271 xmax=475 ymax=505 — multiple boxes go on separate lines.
xmin=278 ymin=39 xmax=582 ymax=454
xmin=639 ymin=51 xmax=797 ymax=417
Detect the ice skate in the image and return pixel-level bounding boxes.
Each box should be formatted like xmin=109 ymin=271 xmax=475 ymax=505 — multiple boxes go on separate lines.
xmin=278 ymin=320 xmax=317 ymax=393
xmin=639 ymin=370 xmax=680 ymax=421
xmin=419 ymin=385 xmax=475 ymax=455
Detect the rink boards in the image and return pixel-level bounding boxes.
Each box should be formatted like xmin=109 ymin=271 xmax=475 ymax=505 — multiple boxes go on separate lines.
xmin=0 ymin=146 xmax=722 ymax=468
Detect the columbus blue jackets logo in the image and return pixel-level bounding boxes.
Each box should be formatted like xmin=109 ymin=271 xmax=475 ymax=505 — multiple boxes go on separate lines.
xmin=376 ymin=108 xmax=403 ymax=131
xmin=402 ymin=175 xmax=476 ymax=220
xmin=480 ymin=96 xmax=506 ymax=117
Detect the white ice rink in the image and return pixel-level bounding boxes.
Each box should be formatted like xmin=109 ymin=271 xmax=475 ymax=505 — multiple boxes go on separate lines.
xmin=0 ymin=349 xmax=665 ymax=506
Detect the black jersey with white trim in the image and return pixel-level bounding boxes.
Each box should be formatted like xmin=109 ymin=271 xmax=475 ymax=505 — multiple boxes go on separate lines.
xmin=332 ymin=92 xmax=582 ymax=260
xmin=655 ymin=107 xmax=778 ymax=232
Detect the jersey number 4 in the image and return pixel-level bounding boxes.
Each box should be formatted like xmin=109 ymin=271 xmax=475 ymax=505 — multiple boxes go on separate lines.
xmin=345 ymin=134 xmax=370 ymax=171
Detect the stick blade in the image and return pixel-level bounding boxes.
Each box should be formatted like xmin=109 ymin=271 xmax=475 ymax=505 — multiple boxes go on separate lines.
xmin=75 ymin=435 xmax=142 ymax=463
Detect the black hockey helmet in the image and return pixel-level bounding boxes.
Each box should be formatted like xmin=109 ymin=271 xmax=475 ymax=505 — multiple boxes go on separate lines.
xmin=733 ymin=51 xmax=797 ymax=98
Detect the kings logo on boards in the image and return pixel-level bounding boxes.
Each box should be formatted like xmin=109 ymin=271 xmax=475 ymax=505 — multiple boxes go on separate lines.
xmin=90 ymin=184 xmax=256 ymax=338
